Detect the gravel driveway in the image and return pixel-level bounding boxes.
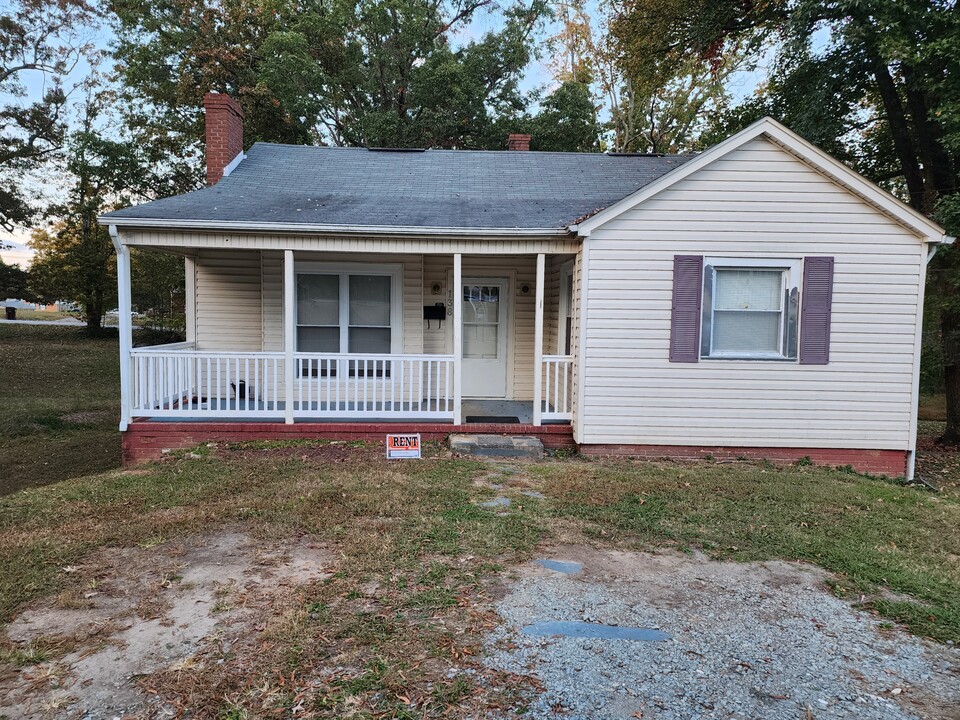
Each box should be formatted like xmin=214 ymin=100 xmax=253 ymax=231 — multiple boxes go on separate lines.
xmin=485 ymin=546 xmax=959 ymax=720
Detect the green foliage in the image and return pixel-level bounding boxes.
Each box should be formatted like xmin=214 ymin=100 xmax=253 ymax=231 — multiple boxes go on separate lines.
xmin=110 ymin=0 xmax=550 ymax=172
xmin=0 ymin=258 xmax=31 ymax=300
xmin=0 ymin=0 xmax=98 ymax=231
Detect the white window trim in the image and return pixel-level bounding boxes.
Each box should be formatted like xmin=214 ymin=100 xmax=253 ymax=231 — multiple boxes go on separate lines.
xmin=295 ymin=261 xmax=403 ymax=354
xmin=701 ymin=257 xmax=801 ymax=362
xmin=557 ymin=259 xmax=574 ymax=355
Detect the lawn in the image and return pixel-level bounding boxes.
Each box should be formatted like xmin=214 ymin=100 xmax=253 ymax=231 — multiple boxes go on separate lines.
xmin=0 ymin=324 xmax=122 ymax=494
xmin=0 ymin=444 xmax=958 ymax=716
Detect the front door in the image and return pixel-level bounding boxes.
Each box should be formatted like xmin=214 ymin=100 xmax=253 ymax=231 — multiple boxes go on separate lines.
xmin=461 ymin=278 xmax=509 ymax=397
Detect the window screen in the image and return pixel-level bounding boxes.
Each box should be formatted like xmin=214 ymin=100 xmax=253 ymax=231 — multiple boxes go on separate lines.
xmin=701 ymin=264 xmax=798 ymax=360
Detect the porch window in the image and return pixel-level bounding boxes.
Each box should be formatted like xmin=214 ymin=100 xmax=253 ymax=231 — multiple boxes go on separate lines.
xmin=700 ymin=258 xmax=800 ymax=360
xmin=296 ymin=264 xmax=402 ymax=374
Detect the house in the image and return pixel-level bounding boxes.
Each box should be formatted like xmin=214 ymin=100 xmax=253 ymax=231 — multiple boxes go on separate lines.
xmin=100 ymin=92 xmax=952 ymax=478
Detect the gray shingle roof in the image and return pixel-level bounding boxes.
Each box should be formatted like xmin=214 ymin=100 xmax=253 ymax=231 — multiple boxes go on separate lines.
xmin=103 ymin=142 xmax=694 ymax=231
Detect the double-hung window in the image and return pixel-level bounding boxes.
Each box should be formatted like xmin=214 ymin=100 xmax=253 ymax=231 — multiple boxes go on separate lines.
xmin=296 ymin=264 xmax=401 ymax=374
xmin=700 ymin=258 xmax=800 ymax=361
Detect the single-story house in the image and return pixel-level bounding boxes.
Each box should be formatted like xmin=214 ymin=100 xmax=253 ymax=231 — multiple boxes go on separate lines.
xmin=100 ymin=93 xmax=952 ymax=477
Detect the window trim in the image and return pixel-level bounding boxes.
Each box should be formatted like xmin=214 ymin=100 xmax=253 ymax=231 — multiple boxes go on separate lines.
xmin=557 ymin=259 xmax=574 ymax=355
xmin=700 ymin=257 xmax=801 ymax=362
xmin=295 ymin=261 xmax=403 ymax=355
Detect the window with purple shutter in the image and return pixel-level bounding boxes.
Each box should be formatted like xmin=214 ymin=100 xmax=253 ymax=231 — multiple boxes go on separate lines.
xmin=669 ymin=255 xmax=703 ymax=362
xmin=799 ymin=256 xmax=835 ymax=365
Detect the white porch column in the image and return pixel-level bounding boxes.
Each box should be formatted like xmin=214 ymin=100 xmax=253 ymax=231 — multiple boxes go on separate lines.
xmin=283 ymin=250 xmax=295 ymax=424
xmin=109 ymin=226 xmax=133 ymax=432
xmin=184 ymin=256 xmax=196 ymax=343
xmin=533 ymin=253 xmax=545 ymax=426
xmin=453 ymin=253 xmax=463 ymax=425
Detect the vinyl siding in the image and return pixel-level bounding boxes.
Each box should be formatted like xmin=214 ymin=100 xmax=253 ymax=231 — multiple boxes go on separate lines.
xmin=194 ymin=249 xmax=262 ymax=351
xmin=123 ymin=230 xmax=580 ymax=256
xmin=581 ymin=136 xmax=924 ymax=450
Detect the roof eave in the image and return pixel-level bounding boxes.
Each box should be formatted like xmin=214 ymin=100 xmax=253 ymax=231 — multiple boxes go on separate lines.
xmin=99 ymin=216 xmax=573 ymax=238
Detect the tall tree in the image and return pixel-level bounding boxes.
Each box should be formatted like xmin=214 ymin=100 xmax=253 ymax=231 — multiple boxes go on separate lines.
xmin=29 ymin=83 xmax=143 ymax=330
xmin=1 ymin=0 xmax=98 ymax=231
xmin=109 ymin=0 xmax=547 ymax=181
xmin=548 ymin=0 xmax=738 ymax=153
xmin=611 ymin=0 xmax=960 ymax=441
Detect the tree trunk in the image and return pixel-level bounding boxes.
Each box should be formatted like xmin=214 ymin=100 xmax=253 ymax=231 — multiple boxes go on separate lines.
xmin=86 ymin=308 xmax=102 ymax=332
xmin=941 ymin=305 xmax=960 ymax=444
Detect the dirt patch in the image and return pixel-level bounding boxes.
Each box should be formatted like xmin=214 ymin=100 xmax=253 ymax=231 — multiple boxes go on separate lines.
xmin=0 ymin=531 xmax=334 ymax=719
xmin=58 ymin=410 xmax=115 ymax=426
xmin=486 ymin=545 xmax=960 ymax=720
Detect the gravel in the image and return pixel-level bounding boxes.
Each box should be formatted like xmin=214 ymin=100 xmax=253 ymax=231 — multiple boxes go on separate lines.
xmin=484 ymin=546 xmax=960 ymax=720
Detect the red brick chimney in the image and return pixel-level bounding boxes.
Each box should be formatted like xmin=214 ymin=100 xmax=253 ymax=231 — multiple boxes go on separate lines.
xmin=508 ymin=133 xmax=531 ymax=151
xmin=204 ymin=92 xmax=244 ymax=185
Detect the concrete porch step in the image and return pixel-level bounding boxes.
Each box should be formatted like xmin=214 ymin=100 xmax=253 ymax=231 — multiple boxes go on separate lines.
xmin=449 ymin=434 xmax=544 ymax=459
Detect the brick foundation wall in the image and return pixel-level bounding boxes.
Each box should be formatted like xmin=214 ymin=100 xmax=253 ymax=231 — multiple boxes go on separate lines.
xmin=122 ymin=421 xmax=576 ymax=465
xmin=577 ymin=444 xmax=907 ymax=477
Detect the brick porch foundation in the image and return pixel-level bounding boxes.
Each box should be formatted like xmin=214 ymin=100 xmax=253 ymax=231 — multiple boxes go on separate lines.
xmin=577 ymin=444 xmax=908 ymax=477
xmin=122 ymin=421 xmax=576 ymax=465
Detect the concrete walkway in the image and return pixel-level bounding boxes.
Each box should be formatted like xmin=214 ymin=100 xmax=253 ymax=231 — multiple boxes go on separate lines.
xmin=0 ymin=317 xmax=88 ymax=326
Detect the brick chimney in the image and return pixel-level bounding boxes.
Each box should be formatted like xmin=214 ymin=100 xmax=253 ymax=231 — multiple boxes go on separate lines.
xmin=508 ymin=133 xmax=531 ymax=151
xmin=204 ymin=92 xmax=244 ymax=185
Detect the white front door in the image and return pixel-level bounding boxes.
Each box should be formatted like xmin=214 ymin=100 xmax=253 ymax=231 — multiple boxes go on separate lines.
xmin=461 ymin=278 xmax=509 ymax=398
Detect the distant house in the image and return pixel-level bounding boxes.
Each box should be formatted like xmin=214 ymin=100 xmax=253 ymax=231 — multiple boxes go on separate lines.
xmin=100 ymin=93 xmax=951 ymax=477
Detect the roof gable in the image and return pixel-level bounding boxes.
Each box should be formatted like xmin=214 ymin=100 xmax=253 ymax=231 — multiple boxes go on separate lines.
xmin=573 ymin=117 xmax=947 ymax=242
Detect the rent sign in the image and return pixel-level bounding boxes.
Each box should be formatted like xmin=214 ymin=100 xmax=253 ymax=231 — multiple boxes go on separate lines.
xmin=385 ymin=433 xmax=421 ymax=459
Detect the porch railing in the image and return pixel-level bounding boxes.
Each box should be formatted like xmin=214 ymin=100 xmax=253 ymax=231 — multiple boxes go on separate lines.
xmin=540 ymin=354 xmax=574 ymax=421
xmin=294 ymin=353 xmax=455 ymax=419
xmin=130 ymin=344 xmax=285 ymax=418
xmin=129 ymin=345 xmax=455 ymax=420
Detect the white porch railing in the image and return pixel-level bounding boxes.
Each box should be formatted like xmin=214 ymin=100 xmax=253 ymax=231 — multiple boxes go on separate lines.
xmin=129 ymin=345 xmax=455 ymax=421
xmin=540 ymin=354 xmax=574 ymax=421
xmin=130 ymin=344 xmax=285 ymax=418
xmin=294 ymin=353 xmax=455 ymax=419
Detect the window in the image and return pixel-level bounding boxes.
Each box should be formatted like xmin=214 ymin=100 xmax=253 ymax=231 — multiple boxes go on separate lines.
xmin=296 ymin=264 xmax=401 ymax=373
xmin=700 ymin=258 xmax=799 ymax=360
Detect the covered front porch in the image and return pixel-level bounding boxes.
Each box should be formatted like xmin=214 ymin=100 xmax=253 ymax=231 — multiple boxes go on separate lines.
xmin=114 ymin=242 xmax=579 ymax=431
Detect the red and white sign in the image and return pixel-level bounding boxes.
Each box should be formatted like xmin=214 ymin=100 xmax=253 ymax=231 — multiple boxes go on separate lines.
xmin=386 ymin=433 xmax=421 ymax=459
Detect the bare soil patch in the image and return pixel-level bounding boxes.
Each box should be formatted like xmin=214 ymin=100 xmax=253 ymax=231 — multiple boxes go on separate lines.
xmin=0 ymin=531 xmax=333 ymax=719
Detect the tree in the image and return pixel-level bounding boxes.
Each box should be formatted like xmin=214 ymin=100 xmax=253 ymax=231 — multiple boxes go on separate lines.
xmin=611 ymin=0 xmax=960 ymax=441
xmin=547 ymin=0 xmax=739 ymax=153
xmin=0 ymin=258 xmax=31 ymax=300
xmin=29 ymin=83 xmax=144 ymax=330
xmin=1 ymin=0 xmax=98 ymax=231
xmin=131 ymin=249 xmax=184 ymax=332
xmin=529 ymin=80 xmax=599 ymax=152
xmin=109 ymin=0 xmax=547 ymax=176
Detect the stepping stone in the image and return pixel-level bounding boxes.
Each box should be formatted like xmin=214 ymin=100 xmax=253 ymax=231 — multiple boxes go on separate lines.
xmin=479 ymin=496 xmax=512 ymax=509
xmin=450 ymin=434 xmax=544 ymax=460
xmin=535 ymin=559 xmax=582 ymax=575
xmin=521 ymin=621 xmax=670 ymax=642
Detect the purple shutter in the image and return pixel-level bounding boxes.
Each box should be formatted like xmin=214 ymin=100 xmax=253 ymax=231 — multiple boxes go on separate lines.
xmin=800 ymin=256 xmax=835 ymax=365
xmin=669 ymin=255 xmax=704 ymax=362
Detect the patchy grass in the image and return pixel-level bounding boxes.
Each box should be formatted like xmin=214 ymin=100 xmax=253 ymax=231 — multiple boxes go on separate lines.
xmin=0 ymin=324 xmax=122 ymax=494
xmin=918 ymin=394 xmax=947 ymax=421
xmin=2 ymin=309 xmax=81 ymax=322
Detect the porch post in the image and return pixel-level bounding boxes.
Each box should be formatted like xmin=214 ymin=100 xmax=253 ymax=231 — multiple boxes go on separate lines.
xmin=109 ymin=226 xmax=133 ymax=432
xmin=283 ymin=250 xmax=295 ymax=424
xmin=453 ymin=253 xmax=463 ymax=425
xmin=533 ymin=253 xmax=545 ymax=426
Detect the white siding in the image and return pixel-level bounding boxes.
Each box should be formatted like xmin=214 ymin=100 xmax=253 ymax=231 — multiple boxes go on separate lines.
xmin=123 ymin=230 xmax=580 ymax=256
xmin=581 ymin=137 xmax=924 ymax=450
xmin=194 ymin=249 xmax=262 ymax=351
